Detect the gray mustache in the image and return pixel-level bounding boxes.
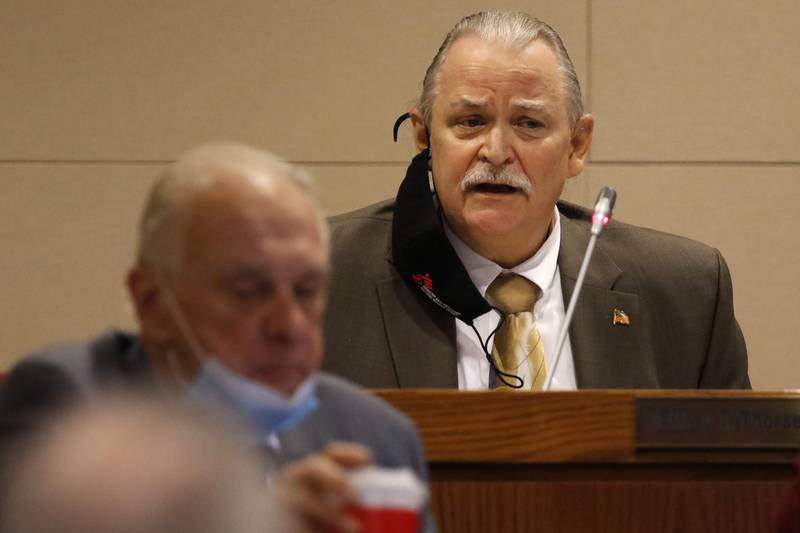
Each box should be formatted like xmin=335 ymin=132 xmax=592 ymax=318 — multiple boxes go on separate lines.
xmin=460 ymin=165 xmax=532 ymax=194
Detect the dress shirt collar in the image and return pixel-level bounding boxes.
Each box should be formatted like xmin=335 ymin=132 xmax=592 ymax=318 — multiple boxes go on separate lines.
xmin=443 ymin=206 xmax=562 ymax=301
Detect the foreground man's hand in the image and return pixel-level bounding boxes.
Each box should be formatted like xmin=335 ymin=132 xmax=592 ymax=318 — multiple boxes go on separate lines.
xmin=275 ymin=441 xmax=373 ymax=533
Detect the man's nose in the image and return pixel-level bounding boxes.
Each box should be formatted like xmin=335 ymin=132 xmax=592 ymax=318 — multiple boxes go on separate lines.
xmin=478 ymin=124 xmax=514 ymax=167
xmin=261 ymin=287 xmax=306 ymax=340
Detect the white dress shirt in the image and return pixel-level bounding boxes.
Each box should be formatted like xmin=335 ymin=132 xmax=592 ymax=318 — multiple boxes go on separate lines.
xmin=444 ymin=207 xmax=577 ymax=390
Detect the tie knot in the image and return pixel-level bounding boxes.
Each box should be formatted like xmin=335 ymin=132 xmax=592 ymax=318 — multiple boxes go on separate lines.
xmin=486 ymin=273 xmax=540 ymax=314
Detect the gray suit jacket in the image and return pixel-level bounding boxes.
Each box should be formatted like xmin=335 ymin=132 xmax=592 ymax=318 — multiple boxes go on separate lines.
xmin=0 ymin=331 xmax=436 ymax=532
xmin=322 ymin=199 xmax=750 ymax=389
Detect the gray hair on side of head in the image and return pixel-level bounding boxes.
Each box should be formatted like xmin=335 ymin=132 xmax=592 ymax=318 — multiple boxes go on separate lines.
xmin=417 ymin=11 xmax=584 ymax=131
xmin=136 ymin=142 xmax=329 ymax=280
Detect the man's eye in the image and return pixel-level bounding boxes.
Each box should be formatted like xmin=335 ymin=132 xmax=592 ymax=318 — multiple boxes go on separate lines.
xmin=294 ymin=281 xmax=323 ymax=303
xmin=229 ymin=285 xmax=268 ymax=301
xmin=518 ymin=118 xmax=544 ymax=130
xmin=458 ymin=116 xmax=484 ymax=128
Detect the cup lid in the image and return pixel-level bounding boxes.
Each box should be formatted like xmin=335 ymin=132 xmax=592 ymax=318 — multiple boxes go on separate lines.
xmin=347 ymin=466 xmax=428 ymax=509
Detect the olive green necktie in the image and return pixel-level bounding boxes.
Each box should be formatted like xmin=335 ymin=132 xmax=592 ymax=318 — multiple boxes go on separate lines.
xmin=486 ymin=273 xmax=547 ymax=390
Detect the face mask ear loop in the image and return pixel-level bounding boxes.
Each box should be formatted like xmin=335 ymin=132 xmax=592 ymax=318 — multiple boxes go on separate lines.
xmin=392 ymin=112 xmax=411 ymax=142
xmin=164 ymin=348 xmax=189 ymax=387
xmin=157 ymin=276 xmax=208 ymax=382
xmin=392 ymin=111 xmax=437 ymax=197
xmin=469 ymin=310 xmax=525 ymax=389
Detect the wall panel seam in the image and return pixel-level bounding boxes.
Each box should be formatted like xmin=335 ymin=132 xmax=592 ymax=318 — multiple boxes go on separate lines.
xmin=1 ymin=160 xmax=799 ymax=167
xmin=589 ymin=161 xmax=800 ymax=167
xmin=0 ymin=160 xmax=410 ymax=167
xmin=586 ymin=0 xmax=593 ymax=114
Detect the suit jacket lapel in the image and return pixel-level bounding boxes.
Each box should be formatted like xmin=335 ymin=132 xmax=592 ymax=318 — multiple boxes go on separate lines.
xmin=375 ymin=206 xmax=659 ymax=389
xmin=376 ymin=247 xmax=459 ymax=388
xmin=559 ymin=213 xmax=659 ymax=388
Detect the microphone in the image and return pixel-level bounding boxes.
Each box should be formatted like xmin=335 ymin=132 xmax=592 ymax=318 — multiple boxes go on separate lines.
xmin=591 ymin=187 xmax=617 ymax=236
xmin=544 ymin=186 xmax=617 ymax=390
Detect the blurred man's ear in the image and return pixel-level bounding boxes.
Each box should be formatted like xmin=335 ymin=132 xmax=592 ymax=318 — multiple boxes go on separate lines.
xmin=127 ymin=265 xmax=171 ymax=345
xmin=409 ymin=109 xmax=429 ymax=154
xmin=127 ymin=266 xmax=199 ymax=381
xmin=568 ymin=114 xmax=594 ymax=178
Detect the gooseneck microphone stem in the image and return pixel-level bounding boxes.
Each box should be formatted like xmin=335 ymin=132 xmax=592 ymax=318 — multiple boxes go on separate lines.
xmin=544 ymin=234 xmax=597 ymax=391
xmin=544 ymin=187 xmax=617 ymax=391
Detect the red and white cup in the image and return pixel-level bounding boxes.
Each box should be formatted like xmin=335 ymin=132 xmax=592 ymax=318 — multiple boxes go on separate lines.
xmin=339 ymin=466 xmax=428 ymax=533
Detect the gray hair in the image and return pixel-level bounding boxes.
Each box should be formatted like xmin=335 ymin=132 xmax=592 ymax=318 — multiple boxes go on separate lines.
xmin=1 ymin=395 xmax=277 ymax=533
xmin=417 ymin=11 xmax=584 ymax=130
xmin=136 ymin=142 xmax=329 ymax=280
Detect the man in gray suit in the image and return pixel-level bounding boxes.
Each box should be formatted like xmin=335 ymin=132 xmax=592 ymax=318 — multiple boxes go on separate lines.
xmin=0 ymin=143 xmax=434 ymax=533
xmin=322 ymin=11 xmax=749 ymax=390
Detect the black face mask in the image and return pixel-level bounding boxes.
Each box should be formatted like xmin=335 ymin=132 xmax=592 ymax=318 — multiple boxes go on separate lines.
xmin=390 ymin=115 xmax=523 ymax=388
xmin=391 ymin=148 xmax=492 ymax=323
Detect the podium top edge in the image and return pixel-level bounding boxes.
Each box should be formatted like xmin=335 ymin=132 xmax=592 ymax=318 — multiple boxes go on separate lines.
xmin=370 ymin=389 xmax=800 ymax=399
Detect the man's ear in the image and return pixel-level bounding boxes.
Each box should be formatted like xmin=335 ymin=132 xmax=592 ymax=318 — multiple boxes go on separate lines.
xmin=127 ymin=265 xmax=171 ymax=343
xmin=410 ymin=108 xmax=429 ymax=154
xmin=568 ymin=114 xmax=594 ymax=177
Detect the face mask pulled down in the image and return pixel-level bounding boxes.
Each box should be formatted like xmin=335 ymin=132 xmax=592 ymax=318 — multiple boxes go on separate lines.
xmin=161 ymin=285 xmax=319 ymax=441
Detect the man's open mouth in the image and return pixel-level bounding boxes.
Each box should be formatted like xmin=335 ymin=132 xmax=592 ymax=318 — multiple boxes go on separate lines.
xmin=471 ymin=183 xmax=519 ymax=194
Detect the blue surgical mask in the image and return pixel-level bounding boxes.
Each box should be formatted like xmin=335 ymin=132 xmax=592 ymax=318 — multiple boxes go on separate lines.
xmin=160 ymin=283 xmax=319 ymax=440
xmin=187 ymin=359 xmax=318 ymax=440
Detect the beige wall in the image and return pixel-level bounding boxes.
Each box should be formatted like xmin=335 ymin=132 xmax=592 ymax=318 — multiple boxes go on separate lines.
xmin=1 ymin=1 xmax=797 ymax=388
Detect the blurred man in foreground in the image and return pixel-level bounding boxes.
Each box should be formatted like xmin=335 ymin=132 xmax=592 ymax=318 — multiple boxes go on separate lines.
xmin=0 ymin=143 xmax=434 ymax=533
xmin=1 ymin=396 xmax=275 ymax=533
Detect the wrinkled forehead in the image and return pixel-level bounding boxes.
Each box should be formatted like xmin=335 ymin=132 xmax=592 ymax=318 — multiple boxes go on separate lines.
xmin=436 ymin=35 xmax=564 ymax=99
xmin=441 ymin=35 xmax=561 ymax=88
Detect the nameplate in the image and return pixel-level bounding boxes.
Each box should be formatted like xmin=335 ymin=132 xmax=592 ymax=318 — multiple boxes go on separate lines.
xmin=636 ymin=397 xmax=800 ymax=448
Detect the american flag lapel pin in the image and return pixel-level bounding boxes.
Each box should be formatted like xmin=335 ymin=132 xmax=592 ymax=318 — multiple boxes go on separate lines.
xmin=612 ymin=309 xmax=630 ymax=326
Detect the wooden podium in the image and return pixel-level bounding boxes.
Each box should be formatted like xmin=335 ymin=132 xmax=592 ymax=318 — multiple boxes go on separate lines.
xmin=372 ymin=390 xmax=800 ymax=533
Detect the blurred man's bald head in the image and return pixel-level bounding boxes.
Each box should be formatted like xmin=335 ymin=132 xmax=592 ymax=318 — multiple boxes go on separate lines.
xmin=136 ymin=142 xmax=328 ymax=281
xmin=1 ymin=396 xmax=277 ymax=533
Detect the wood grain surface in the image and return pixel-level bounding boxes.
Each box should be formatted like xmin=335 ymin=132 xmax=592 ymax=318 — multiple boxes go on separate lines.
xmin=373 ymin=389 xmax=800 ymax=462
xmin=374 ymin=390 xmax=636 ymax=462
xmin=429 ymin=479 xmax=791 ymax=533
xmin=372 ymin=390 xmax=800 ymax=533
